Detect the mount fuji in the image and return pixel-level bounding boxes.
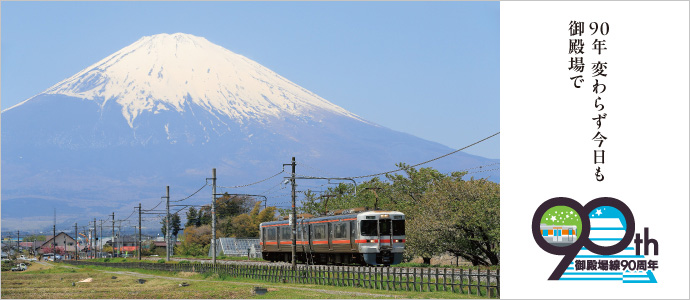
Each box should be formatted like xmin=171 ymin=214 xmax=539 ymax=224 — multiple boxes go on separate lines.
xmin=1 ymin=33 xmax=498 ymax=231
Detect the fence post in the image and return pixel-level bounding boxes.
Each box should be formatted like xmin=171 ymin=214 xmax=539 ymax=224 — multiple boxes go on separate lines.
xmin=442 ymin=268 xmax=447 ymax=292
xmin=477 ymin=266 xmax=482 ymax=297
xmin=468 ymin=268 xmax=473 ymax=294
xmin=435 ymin=267 xmax=439 ymax=292
xmin=486 ymin=267 xmax=490 ymax=298
xmin=392 ymin=267 xmax=397 ymax=291
xmin=497 ymin=268 xmax=500 ymax=298
xmin=449 ymin=267 xmax=454 ymax=293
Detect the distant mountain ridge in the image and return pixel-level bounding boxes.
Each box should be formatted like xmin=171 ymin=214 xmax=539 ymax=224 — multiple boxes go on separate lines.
xmin=1 ymin=33 xmax=498 ymax=231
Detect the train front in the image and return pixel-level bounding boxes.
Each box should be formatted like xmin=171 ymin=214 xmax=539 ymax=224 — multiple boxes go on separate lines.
xmin=357 ymin=211 xmax=405 ymax=266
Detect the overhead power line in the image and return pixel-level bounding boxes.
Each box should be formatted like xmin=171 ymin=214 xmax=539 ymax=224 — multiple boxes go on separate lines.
xmin=171 ymin=182 xmax=208 ymax=202
xmin=349 ymin=131 xmax=500 ymax=179
xmin=143 ymin=200 xmax=164 ymax=212
xmin=217 ymin=170 xmax=285 ymax=189
xmin=461 ymin=162 xmax=500 ymax=172
xmin=121 ymin=209 xmax=137 ymax=222
xmin=465 ymin=167 xmax=500 ymax=175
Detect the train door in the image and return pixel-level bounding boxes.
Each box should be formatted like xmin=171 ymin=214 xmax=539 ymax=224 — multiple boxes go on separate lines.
xmin=276 ymin=226 xmax=281 ymax=251
xmin=328 ymin=222 xmax=333 ymax=251
xmin=261 ymin=227 xmax=265 ymax=252
xmin=350 ymin=220 xmax=356 ymax=251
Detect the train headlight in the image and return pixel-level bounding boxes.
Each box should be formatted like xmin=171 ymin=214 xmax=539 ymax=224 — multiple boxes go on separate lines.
xmin=369 ymin=240 xmax=376 ymax=243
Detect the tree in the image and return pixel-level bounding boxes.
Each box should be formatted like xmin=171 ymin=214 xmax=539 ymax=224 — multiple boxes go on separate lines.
xmin=197 ymin=205 xmax=212 ymax=226
xmin=177 ymin=225 xmax=214 ymax=257
xmin=102 ymin=245 xmax=113 ymax=254
xmin=221 ymin=202 xmax=276 ymax=237
xmin=435 ymin=178 xmax=500 ymax=266
xmin=215 ymin=194 xmax=254 ymax=218
xmin=40 ymin=245 xmax=65 ymax=255
xmin=161 ymin=213 xmax=182 ymax=240
xmin=274 ymin=163 xmax=500 ymax=266
xmin=185 ymin=207 xmax=199 ymax=227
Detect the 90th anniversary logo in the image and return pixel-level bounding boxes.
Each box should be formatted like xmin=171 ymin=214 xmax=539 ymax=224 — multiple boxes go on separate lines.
xmin=532 ymin=197 xmax=659 ymax=283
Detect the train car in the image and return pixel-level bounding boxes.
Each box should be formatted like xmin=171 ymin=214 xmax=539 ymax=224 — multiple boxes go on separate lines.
xmin=260 ymin=208 xmax=405 ymax=266
xmin=540 ymin=223 xmax=578 ymax=246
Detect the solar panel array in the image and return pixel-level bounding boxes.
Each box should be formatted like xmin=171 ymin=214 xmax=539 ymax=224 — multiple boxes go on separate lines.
xmin=209 ymin=238 xmax=261 ymax=258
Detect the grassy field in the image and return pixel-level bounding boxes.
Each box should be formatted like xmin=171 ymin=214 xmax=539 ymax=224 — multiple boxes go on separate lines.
xmin=1 ymin=262 xmax=493 ymax=299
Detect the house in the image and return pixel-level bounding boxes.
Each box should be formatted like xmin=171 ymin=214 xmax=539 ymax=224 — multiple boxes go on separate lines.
xmin=37 ymin=232 xmax=81 ymax=254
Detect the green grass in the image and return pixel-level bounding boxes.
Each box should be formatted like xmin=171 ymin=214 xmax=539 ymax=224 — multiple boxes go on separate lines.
xmin=1 ymin=265 xmax=253 ymax=299
xmin=51 ymin=262 xmax=498 ymax=298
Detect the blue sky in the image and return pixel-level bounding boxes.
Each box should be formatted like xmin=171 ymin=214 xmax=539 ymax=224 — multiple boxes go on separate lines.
xmin=1 ymin=1 xmax=499 ymax=159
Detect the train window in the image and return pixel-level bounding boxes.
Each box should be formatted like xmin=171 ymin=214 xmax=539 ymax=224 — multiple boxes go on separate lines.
xmin=280 ymin=226 xmax=290 ymax=241
xmin=266 ymin=228 xmax=277 ymax=240
xmin=334 ymin=222 xmax=348 ymax=239
xmin=393 ymin=220 xmax=405 ymax=235
xmin=379 ymin=219 xmax=392 ymax=235
xmin=313 ymin=224 xmax=326 ymax=240
xmin=360 ymin=220 xmax=377 ymax=236
xmin=297 ymin=225 xmax=306 ymax=240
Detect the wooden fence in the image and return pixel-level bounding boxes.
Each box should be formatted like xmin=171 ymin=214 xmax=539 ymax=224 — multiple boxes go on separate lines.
xmin=63 ymin=261 xmax=500 ymax=297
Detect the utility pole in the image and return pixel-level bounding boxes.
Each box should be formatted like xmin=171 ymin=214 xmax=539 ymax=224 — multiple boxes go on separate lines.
xmin=16 ymin=231 xmax=20 ymax=257
xmin=291 ymin=157 xmax=297 ymax=269
xmin=99 ymin=221 xmax=103 ymax=258
xmin=93 ymin=218 xmax=97 ymax=258
xmin=138 ymin=203 xmax=142 ymax=260
xmin=88 ymin=227 xmax=93 ymax=259
xmin=117 ymin=222 xmax=122 ymax=258
xmin=111 ymin=212 xmax=115 ymax=258
xmin=53 ymin=209 xmax=56 ymax=259
xmin=74 ymin=223 xmax=79 ymax=260
xmin=211 ymin=168 xmax=217 ymax=265
xmin=165 ymin=186 xmax=170 ymax=262
xmin=282 ymin=157 xmax=297 ymax=269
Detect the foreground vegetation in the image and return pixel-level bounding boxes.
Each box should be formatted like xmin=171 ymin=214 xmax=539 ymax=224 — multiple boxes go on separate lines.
xmin=1 ymin=262 xmax=494 ymax=299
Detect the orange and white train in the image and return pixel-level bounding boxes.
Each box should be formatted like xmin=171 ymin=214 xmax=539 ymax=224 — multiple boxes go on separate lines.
xmin=259 ymin=208 xmax=406 ymax=266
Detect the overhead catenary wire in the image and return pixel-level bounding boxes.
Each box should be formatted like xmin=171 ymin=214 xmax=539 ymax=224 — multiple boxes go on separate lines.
xmin=171 ymin=182 xmax=208 ymax=202
xmin=120 ymin=209 xmax=137 ymax=222
xmin=349 ymin=131 xmax=500 ymax=179
xmin=142 ymin=200 xmax=164 ymax=212
xmin=465 ymin=167 xmax=500 ymax=175
xmin=217 ymin=170 xmax=285 ymax=189
xmin=460 ymin=162 xmax=500 ymax=172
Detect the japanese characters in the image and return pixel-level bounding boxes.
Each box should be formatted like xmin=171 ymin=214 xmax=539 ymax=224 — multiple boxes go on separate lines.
xmin=569 ymin=21 xmax=609 ymax=181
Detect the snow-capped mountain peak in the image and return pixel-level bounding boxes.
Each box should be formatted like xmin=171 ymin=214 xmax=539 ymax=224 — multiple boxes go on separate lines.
xmin=40 ymin=33 xmax=363 ymax=127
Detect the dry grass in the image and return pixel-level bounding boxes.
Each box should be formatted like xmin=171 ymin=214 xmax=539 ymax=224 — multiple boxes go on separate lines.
xmin=1 ymin=263 xmax=491 ymax=299
xmin=1 ymin=269 xmax=251 ymax=299
xmin=175 ymin=271 xmax=197 ymax=277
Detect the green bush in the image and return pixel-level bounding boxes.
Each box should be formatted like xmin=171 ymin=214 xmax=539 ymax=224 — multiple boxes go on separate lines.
xmin=1 ymin=260 xmax=15 ymax=271
xmin=157 ymin=259 xmax=166 ymax=263
xmin=178 ymin=260 xmax=190 ymax=264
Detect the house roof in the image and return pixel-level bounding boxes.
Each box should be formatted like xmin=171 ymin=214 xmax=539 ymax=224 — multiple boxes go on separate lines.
xmin=38 ymin=232 xmax=76 ymax=248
